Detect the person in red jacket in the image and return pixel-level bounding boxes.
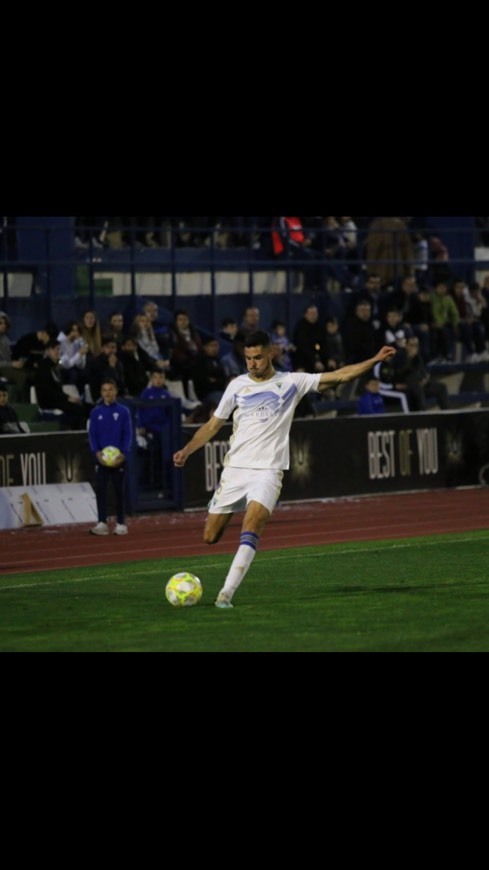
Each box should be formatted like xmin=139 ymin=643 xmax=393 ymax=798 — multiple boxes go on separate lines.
xmin=271 ymin=216 xmax=321 ymax=292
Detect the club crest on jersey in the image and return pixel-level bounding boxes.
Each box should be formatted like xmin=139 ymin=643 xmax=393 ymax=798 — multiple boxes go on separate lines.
xmin=113 ymin=412 xmax=119 ymax=420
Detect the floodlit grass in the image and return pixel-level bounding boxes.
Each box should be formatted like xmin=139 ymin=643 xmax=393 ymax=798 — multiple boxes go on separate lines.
xmin=1 ymin=531 xmax=488 ymax=652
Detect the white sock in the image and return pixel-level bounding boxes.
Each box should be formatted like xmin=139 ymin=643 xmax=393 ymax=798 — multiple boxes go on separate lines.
xmin=220 ymin=532 xmax=259 ymax=600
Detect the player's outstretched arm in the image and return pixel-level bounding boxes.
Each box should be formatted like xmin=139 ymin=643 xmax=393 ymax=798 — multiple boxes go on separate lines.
xmin=173 ymin=414 xmax=227 ymax=467
xmin=317 ymin=345 xmax=396 ymax=392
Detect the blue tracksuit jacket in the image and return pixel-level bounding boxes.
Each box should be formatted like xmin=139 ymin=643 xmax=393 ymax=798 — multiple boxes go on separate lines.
xmin=88 ymin=400 xmax=133 ymax=456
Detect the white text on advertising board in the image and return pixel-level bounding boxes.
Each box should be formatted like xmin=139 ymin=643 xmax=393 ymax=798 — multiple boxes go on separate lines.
xmin=368 ymin=428 xmax=438 ymax=479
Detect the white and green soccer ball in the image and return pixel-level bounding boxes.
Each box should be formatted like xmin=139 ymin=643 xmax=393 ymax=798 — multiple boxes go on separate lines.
xmin=101 ymin=445 xmax=121 ymax=466
xmin=165 ymin=572 xmax=203 ymax=608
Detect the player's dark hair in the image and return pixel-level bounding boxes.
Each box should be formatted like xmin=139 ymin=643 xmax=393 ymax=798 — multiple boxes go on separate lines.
xmin=245 ymin=330 xmax=271 ymax=349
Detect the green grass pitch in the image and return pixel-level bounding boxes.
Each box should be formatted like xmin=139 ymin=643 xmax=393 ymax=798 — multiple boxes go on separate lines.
xmin=1 ymin=531 xmax=488 ymax=652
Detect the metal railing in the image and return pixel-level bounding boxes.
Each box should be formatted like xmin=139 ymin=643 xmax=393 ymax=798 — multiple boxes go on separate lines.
xmin=1 ymin=218 xmax=487 ymax=337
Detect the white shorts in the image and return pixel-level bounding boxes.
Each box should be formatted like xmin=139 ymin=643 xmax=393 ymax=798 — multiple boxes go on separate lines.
xmin=208 ymin=466 xmax=284 ymax=515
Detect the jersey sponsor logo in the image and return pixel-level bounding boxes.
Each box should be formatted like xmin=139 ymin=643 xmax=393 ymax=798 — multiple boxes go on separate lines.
xmin=238 ymin=385 xmax=297 ymax=419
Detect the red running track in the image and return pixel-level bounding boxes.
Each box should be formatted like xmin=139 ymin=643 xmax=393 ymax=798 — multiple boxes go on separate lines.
xmin=1 ymin=487 xmax=488 ymax=576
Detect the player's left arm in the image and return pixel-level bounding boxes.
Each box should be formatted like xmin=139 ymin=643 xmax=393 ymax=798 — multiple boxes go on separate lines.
xmin=316 ymin=345 xmax=396 ymax=392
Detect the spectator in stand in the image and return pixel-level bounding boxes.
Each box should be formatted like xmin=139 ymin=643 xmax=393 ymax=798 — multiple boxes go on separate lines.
xmin=190 ymin=336 xmax=227 ymax=417
xmin=311 ymin=315 xmax=348 ymax=402
xmin=11 ymin=322 xmax=58 ymax=372
xmin=357 ymin=377 xmax=386 ymax=415
xmin=137 ymin=369 xmax=172 ymax=436
xmin=79 ymin=309 xmax=102 ymax=362
xmin=88 ymin=379 xmax=133 ymax=537
xmin=300 ymin=216 xmax=324 ymax=254
xmin=141 ymin=300 xmax=172 ymax=357
xmin=57 ymin=320 xmax=89 ymax=395
xmin=365 ymin=216 xmax=414 ymax=290
xmin=116 ymin=217 xmax=162 ymax=248
xmin=129 ymin=312 xmax=170 ymax=371
xmin=429 ymin=234 xmax=452 ymax=284
xmin=137 ymin=366 xmax=200 ymax=483
xmin=318 ymin=216 xmax=351 ymax=291
xmin=11 ymin=321 xmax=59 ymax=400
xmin=412 ymin=230 xmax=430 ymax=286
xmin=218 ymin=317 xmax=239 ymax=356
xmin=219 ymin=317 xmax=238 ymax=343
xmin=118 ymin=335 xmax=153 ymax=397
xmin=168 ymin=309 xmax=203 ymax=394
xmin=467 ymin=281 xmax=489 ymax=352
xmin=0 ymin=380 xmax=29 ymax=433
xmin=240 ymin=306 xmax=261 ymax=336
xmin=271 ymin=216 xmax=321 ymax=292
xmin=451 ymin=278 xmax=487 ymax=362
xmin=74 ymin=217 xmax=108 ymax=250
xmin=383 ymin=308 xmax=413 ymax=349
xmin=390 ymin=336 xmax=449 ymax=411
xmin=103 ymin=311 xmax=126 ymax=348
xmin=270 ymin=342 xmax=292 ymax=373
xmin=405 ymin=284 xmax=433 ymax=361
xmin=343 ymin=300 xmax=380 ymax=364
xmin=323 ymin=317 xmax=346 ymax=371
xmin=220 ymin=217 xmax=267 ymax=249
xmin=389 ymin=275 xmax=419 ymax=323
xmin=292 ymin=304 xmax=328 ymax=372
xmin=372 ymin=355 xmax=410 ymax=413
xmin=430 ymin=280 xmax=460 ymax=362
xmin=221 ymin=331 xmax=248 ymax=382
xmin=269 ymin=320 xmax=295 ymax=372
xmin=33 ymin=339 xmax=88 ymax=429
xmin=173 ymin=217 xmax=220 ymax=247
xmin=88 ymin=335 xmax=128 ymax=402
xmin=216 ymin=316 xmax=237 ymax=359
xmin=0 ymin=311 xmax=29 ymax=401
xmin=351 ymin=272 xmax=390 ymax=331
xmin=338 ymin=216 xmax=361 ymax=285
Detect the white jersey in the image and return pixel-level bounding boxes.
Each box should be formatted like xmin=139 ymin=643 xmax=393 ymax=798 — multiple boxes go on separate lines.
xmin=214 ymin=370 xmax=322 ymax=470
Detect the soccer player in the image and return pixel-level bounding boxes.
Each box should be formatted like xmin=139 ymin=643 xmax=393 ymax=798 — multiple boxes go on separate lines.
xmin=88 ymin=378 xmax=133 ymax=536
xmin=173 ymin=330 xmax=396 ymax=609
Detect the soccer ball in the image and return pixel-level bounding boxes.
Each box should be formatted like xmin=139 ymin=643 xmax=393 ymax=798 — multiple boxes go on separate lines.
xmin=165 ymin=572 xmax=203 ymax=608
xmin=101 ymin=445 xmax=121 ymax=466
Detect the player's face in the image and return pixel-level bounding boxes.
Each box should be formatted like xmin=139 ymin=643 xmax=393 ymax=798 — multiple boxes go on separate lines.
xmin=245 ymin=345 xmax=274 ymax=380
